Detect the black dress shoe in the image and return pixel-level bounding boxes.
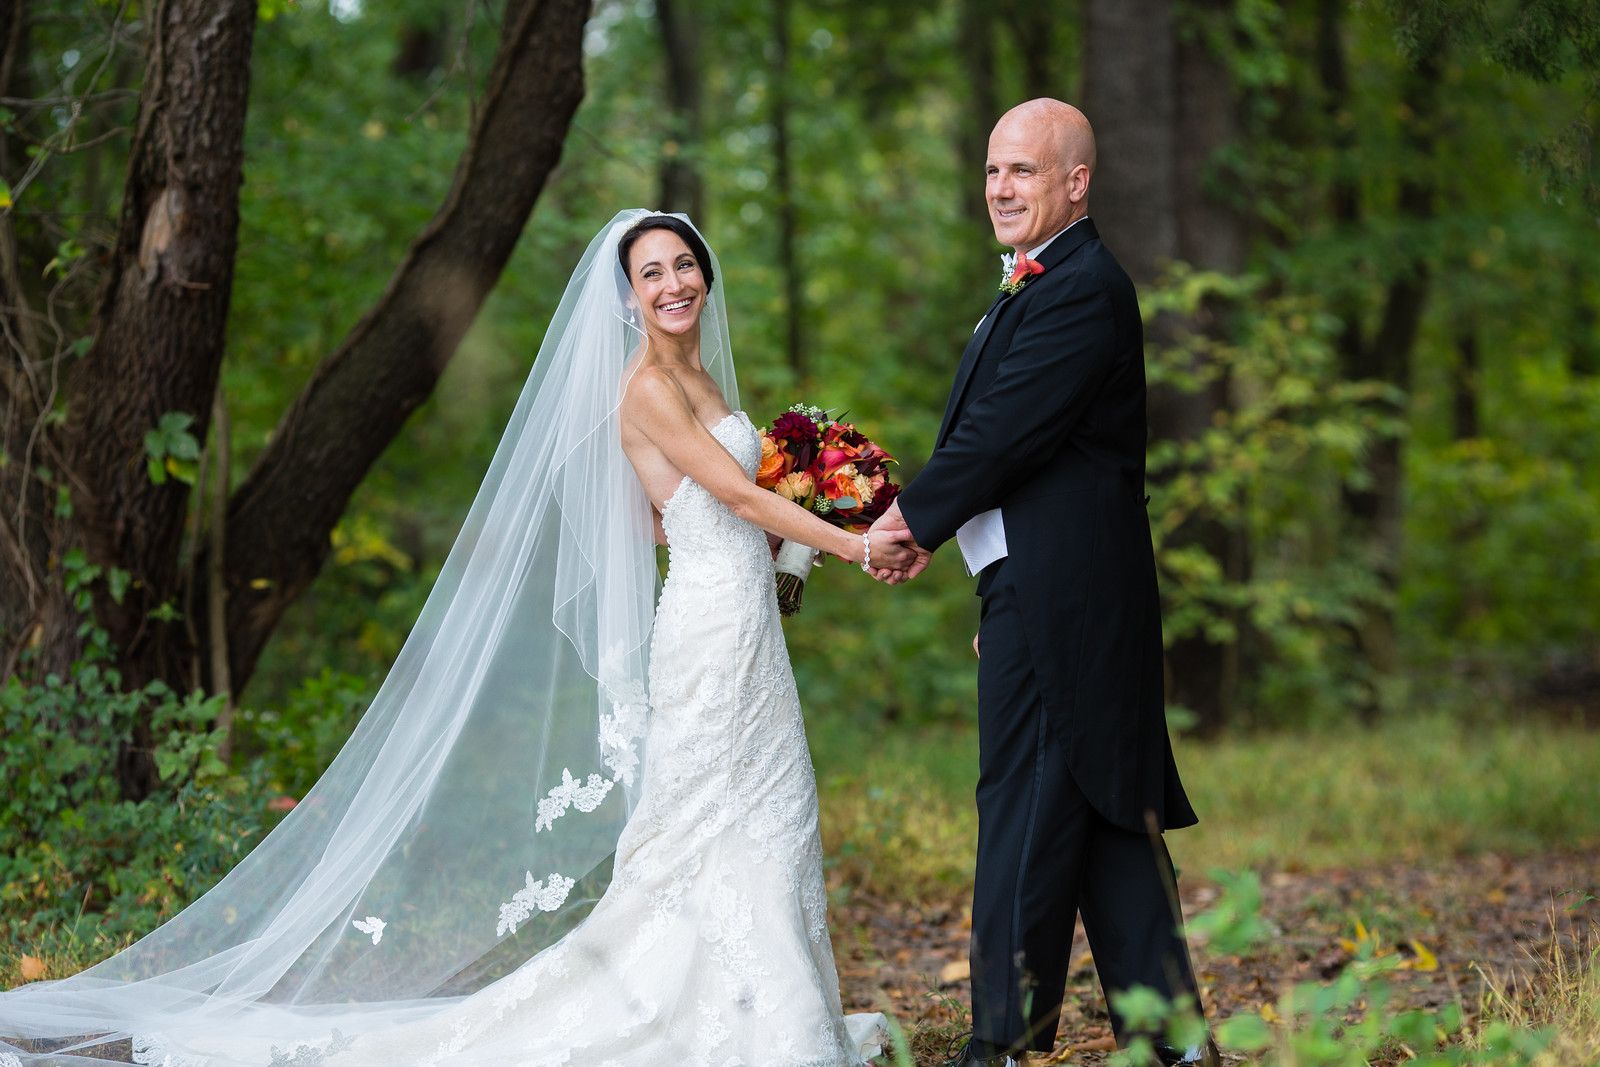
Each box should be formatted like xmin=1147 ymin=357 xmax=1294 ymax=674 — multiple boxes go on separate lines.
xmin=1155 ymin=1036 xmax=1221 ymax=1066
xmin=939 ymin=1033 xmax=1024 ymax=1067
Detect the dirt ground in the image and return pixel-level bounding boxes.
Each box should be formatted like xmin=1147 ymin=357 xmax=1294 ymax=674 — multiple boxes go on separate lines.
xmin=831 ymin=850 xmax=1599 ymax=1065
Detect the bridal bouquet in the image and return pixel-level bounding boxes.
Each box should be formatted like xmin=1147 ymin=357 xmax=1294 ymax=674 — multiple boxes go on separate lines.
xmin=755 ymin=404 xmax=900 ymax=616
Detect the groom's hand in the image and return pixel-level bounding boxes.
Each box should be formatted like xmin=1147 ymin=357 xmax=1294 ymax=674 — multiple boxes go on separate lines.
xmin=867 ymin=503 xmax=931 ymax=584
xmin=866 ymin=527 xmax=918 ymax=578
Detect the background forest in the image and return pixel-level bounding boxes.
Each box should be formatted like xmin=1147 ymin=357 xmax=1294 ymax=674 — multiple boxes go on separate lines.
xmin=3 ymin=0 xmax=1600 ymax=1061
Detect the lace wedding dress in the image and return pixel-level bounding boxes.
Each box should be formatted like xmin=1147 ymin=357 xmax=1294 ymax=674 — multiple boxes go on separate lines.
xmin=1 ymin=213 xmax=882 ymax=1067
xmin=263 ymin=411 xmax=880 ymax=1067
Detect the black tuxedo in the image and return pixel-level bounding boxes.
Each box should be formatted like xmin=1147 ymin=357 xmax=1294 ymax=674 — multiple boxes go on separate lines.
xmin=898 ymin=219 xmax=1202 ymax=1057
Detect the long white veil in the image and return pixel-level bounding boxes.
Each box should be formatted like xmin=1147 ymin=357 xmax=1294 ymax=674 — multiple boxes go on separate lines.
xmin=0 ymin=210 xmax=738 ymax=1064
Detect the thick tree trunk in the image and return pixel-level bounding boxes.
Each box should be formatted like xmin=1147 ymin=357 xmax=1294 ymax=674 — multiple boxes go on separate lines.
xmin=63 ymin=1 xmax=258 ymax=723
xmin=212 ymin=0 xmax=589 ymax=696
xmin=1081 ymin=0 xmax=1176 ymax=283
xmin=656 ymin=0 xmax=703 ymax=221
xmin=1083 ymin=0 xmax=1245 ymax=735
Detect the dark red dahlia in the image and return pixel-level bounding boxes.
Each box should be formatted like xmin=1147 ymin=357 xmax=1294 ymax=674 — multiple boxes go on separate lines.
xmin=771 ymin=412 xmax=819 ymax=442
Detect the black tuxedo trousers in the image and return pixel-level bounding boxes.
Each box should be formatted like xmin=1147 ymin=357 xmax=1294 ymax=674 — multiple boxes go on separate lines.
xmin=970 ymin=558 xmax=1200 ymax=1057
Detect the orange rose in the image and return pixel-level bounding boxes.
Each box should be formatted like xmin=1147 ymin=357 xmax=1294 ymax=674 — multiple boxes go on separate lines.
xmin=823 ymin=471 xmax=864 ymax=512
xmin=755 ymin=434 xmax=787 ymax=489
xmin=776 ymin=470 xmax=815 ymax=502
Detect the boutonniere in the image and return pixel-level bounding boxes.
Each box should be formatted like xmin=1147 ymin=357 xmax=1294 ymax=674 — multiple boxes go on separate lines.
xmin=998 ymin=250 xmax=1045 ymax=295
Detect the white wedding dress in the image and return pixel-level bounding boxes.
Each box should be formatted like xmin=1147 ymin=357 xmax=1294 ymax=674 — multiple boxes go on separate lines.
xmin=1 ymin=213 xmax=881 ymax=1067
xmin=298 ymin=412 xmax=880 ymax=1067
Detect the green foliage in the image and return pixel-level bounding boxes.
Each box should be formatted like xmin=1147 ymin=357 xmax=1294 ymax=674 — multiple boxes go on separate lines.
xmin=142 ymin=411 xmax=201 ymax=487
xmin=1184 ymin=869 xmax=1270 ymax=955
xmin=1105 ymin=868 xmax=1560 ymax=1067
xmin=1144 ymin=270 xmax=1400 ymax=721
xmin=232 ymin=668 xmax=375 ymax=798
xmin=0 ymin=660 xmax=265 ymax=950
xmin=1404 ymin=365 xmax=1600 ymax=662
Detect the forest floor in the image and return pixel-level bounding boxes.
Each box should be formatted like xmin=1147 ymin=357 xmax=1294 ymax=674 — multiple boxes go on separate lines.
xmin=831 ymin=849 xmax=1598 ymax=1066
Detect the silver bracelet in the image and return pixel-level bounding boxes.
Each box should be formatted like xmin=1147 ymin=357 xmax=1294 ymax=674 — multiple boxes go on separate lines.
xmin=860 ymin=531 xmax=871 ymax=572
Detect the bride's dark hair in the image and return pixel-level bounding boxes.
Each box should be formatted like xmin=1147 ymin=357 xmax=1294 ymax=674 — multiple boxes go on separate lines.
xmin=617 ymin=214 xmax=715 ymax=289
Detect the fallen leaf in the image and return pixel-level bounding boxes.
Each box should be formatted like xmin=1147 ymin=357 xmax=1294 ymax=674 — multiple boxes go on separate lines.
xmin=939 ymin=959 xmax=970 ymax=984
xmin=1404 ymin=939 xmax=1438 ymax=971
xmin=1260 ymin=1001 xmax=1284 ymax=1024
xmin=1076 ymin=1036 xmax=1117 ymax=1052
xmin=19 ymin=955 xmax=45 ymax=981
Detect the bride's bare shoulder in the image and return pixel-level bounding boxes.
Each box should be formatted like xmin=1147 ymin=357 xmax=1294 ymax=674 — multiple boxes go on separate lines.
xmin=622 ymin=364 xmax=695 ymax=433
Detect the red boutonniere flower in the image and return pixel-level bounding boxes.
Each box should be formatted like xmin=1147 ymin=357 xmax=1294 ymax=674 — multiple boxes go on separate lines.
xmin=999 ymin=251 xmax=1046 ymax=295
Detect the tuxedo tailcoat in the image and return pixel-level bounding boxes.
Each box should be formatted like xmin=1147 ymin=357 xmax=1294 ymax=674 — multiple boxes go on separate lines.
xmin=900 ymin=218 xmax=1193 ymax=834
xmin=898 ymin=219 xmax=1201 ymax=1057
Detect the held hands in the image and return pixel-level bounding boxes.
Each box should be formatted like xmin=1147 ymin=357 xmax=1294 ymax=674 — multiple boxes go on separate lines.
xmin=864 ymin=501 xmax=932 ymax=585
xmin=865 ymin=527 xmax=919 ymax=575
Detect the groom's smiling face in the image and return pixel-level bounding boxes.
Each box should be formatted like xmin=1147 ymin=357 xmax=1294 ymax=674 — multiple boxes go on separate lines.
xmin=985 ymin=103 xmax=1093 ymax=254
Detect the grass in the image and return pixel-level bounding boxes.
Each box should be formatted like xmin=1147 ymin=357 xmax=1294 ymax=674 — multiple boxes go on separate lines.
xmin=1475 ymin=904 xmax=1600 ymax=1067
xmin=811 ymin=712 xmax=1600 ymax=1064
xmin=811 ymin=713 xmax=1600 ymax=903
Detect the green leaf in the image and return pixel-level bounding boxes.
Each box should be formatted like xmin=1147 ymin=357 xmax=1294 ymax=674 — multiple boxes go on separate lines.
xmin=1216 ymin=1013 xmax=1272 ymax=1051
xmin=1109 ymin=985 xmax=1171 ymax=1034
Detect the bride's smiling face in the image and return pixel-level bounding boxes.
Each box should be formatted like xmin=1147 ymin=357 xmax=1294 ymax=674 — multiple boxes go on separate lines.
xmin=626 ymin=230 xmax=706 ymax=337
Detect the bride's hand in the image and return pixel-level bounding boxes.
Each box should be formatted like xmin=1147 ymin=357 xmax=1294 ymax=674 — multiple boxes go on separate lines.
xmin=766 ymin=531 xmax=783 ymax=560
xmin=866 ymin=528 xmax=918 ymax=576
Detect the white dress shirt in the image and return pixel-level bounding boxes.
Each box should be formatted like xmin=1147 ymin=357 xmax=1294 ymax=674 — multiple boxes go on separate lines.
xmin=955 ymin=217 xmax=1088 ymax=577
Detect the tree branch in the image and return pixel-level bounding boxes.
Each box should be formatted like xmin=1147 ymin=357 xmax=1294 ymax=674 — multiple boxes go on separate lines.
xmin=215 ymin=0 xmax=590 ymax=694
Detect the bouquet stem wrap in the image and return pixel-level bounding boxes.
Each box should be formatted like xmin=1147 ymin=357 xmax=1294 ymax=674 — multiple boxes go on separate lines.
xmin=773 ymin=539 xmax=820 ymax=616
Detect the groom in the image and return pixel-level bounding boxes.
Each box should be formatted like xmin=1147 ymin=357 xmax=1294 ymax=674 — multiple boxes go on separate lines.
xmin=871 ymin=100 xmax=1218 ymax=1067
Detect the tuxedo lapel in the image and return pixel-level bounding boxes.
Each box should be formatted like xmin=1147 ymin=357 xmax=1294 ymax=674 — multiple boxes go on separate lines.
xmin=937 ymin=292 xmax=1009 ymax=445
xmin=934 ymin=219 xmax=1102 ymax=447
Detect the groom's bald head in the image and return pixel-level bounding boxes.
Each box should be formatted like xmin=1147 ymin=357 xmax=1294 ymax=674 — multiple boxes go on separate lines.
xmin=994 ymin=99 xmax=1096 ymax=175
xmin=986 ymin=98 xmax=1095 ymax=252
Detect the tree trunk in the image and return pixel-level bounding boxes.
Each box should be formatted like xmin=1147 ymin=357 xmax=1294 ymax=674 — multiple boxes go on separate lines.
xmin=1334 ymin=52 xmax=1439 ymax=696
xmin=1083 ymin=0 xmax=1245 ymax=735
xmin=1081 ymin=0 xmax=1176 ymax=284
xmin=1452 ymin=329 xmax=1480 ymax=440
xmin=955 ymin=0 xmax=996 ymax=227
xmin=211 ymin=0 xmax=589 ymax=697
xmin=0 ymin=0 xmax=59 ymax=682
xmin=2 ymin=0 xmax=591 ymax=793
xmin=656 ymin=0 xmax=704 ymax=221
xmin=63 ymin=0 xmax=258 ymax=727
xmin=1570 ymin=262 xmax=1597 ymax=376
xmin=208 ymin=382 xmax=233 ymax=760
xmin=1001 ymin=0 xmax=1056 ymax=98
xmin=771 ymin=0 xmax=803 ymax=379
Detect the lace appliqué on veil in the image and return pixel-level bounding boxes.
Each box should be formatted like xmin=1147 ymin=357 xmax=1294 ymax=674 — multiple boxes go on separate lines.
xmin=496 ymin=871 xmax=577 ymax=936
xmin=535 ymin=769 xmax=615 ymax=832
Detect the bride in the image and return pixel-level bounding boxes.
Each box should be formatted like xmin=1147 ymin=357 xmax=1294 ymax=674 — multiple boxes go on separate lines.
xmin=0 ymin=211 xmax=914 ymax=1066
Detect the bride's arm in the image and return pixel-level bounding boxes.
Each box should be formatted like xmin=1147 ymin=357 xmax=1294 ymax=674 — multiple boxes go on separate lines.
xmin=626 ymin=372 xmax=914 ymax=569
